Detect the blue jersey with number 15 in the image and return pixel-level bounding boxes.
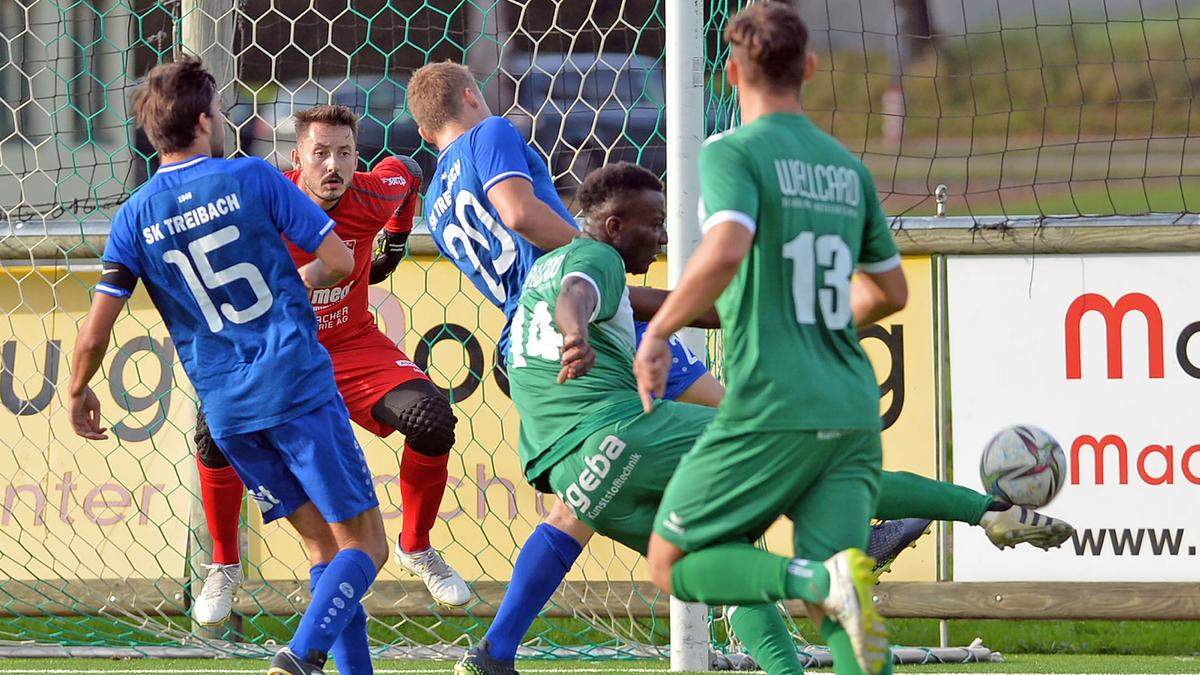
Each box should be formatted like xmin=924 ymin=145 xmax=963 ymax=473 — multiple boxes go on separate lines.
xmin=424 ymin=117 xmax=578 ymax=356
xmin=99 ymin=154 xmax=340 ymax=438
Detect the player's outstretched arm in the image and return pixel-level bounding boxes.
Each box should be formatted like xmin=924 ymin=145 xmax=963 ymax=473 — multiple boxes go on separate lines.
xmin=298 ymin=231 xmax=355 ymax=289
xmin=628 ymin=286 xmax=720 ymax=329
xmin=369 ymin=156 xmax=421 ymax=284
xmin=69 ymin=292 xmax=127 ymax=440
xmin=851 ymin=266 xmax=907 ymax=327
xmin=489 ymin=177 xmax=578 ymax=251
xmin=635 ymin=221 xmax=751 ymax=411
xmin=554 ymin=276 xmax=599 ymax=383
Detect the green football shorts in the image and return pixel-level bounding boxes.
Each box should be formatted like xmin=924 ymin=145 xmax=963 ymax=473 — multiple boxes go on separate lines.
xmin=547 ymin=400 xmax=715 ymax=554
xmin=653 ymin=425 xmax=883 ymax=561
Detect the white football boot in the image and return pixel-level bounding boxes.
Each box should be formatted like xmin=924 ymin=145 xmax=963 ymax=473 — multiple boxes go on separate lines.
xmin=980 ymin=504 xmax=1075 ymax=550
xmin=193 ymin=562 xmax=242 ymax=625
xmin=820 ymin=549 xmax=891 ymax=675
xmin=395 ymin=544 xmax=471 ymax=607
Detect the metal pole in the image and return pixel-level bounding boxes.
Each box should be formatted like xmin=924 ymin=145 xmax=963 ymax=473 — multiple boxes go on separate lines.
xmin=665 ymin=0 xmax=707 ymax=356
xmin=178 ymin=0 xmax=236 ymax=102
xmin=666 ymin=0 xmax=710 ymax=671
xmin=934 ymin=253 xmax=951 ymax=648
xmin=179 ymin=0 xmax=238 ymax=640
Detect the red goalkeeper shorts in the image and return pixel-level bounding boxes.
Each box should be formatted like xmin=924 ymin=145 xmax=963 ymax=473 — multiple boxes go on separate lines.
xmin=328 ymin=327 xmax=431 ymax=438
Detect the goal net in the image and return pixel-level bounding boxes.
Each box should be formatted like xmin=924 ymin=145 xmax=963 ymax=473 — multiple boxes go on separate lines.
xmin=0 ymin=0 xmax=1195 ymax=663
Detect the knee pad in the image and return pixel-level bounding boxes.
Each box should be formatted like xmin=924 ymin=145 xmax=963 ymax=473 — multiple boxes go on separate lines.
xmin=194 ymin=411 xmax=231 ymax=469
xmin=395 ymin=395 xmax=457 ymax=456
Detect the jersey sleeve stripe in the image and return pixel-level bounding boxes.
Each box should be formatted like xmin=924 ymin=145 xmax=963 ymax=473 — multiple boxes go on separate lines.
xmin=95 ymin=283 xmax=132 ymax=299
xmin=316 ymin=218 xmax=336 ymax=238
xmin=562 ymin=272 xmax=602 ymax=322
xmin=702 ymin=209 xmax=757 ymax=235
xmin=482 ymin=170 xmax=533 ymax=192
xmin=858 ymin=253 xmax=902 ymax=273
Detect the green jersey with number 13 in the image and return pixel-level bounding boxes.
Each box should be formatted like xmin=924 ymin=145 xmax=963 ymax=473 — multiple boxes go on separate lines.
xmin=699 ymin=112 xmax=900 ymax=432
xmin=506 ymin=237 xmax=644 ymax=489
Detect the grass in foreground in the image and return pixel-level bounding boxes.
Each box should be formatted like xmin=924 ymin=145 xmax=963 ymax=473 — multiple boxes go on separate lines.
xmin=0 ymin=654 xmax=1197 ymax=673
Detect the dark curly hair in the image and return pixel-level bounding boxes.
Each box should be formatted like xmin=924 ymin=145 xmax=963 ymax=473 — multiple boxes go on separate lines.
xmin=577 ymin=162 xmax=663 ymax=221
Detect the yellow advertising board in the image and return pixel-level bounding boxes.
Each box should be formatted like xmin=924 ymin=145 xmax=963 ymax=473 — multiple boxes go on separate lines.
xmin=0 ymin=269 xmax=191 ymax=581
xmin=0 ymin=254 xmax=936 ymax=586
xmin=873 ymin=256 xmax=937 ymax=580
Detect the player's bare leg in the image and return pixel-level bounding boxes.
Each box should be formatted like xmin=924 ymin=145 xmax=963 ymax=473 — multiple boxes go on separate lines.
xmin=673 ymin=371 xmax=725 ymax=408
xmin=646 ymin=533 xmax=684 ymax=595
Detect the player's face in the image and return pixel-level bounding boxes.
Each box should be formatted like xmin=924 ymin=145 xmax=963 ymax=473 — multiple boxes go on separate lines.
xmin=295 ymin=123 xmax=358 ymax=202
xmin=612 ymin=188 xmax=667 ymax=274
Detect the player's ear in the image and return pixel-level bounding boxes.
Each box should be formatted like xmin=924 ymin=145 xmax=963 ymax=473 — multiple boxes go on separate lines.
xmin=418 ymin=125 xmax=435 ymax=147
xmin=197 ymin=110 xmax=211 ymax=139
xmin=290 ymin=146 xmax=301 ymax=170
xmin=726 ymin=56 xmax=739 ymax=88
xmin=604 ymin=214 xmax=623 ymax=240
xmin=803 ymin=52 xmax=818 ymax=83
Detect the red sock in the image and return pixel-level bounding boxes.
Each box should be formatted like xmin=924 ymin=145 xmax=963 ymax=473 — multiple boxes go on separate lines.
xmin=398 ymin=444 xmax=450 ymax=553
xmin=196 ymin=455 xmax=245 ymax=565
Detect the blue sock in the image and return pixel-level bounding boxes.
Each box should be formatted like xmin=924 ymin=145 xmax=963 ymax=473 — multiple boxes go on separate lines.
xmin=310 ymin=563 xmax=372 ymax=675
xmin=484 ymin=523 xmax=583 ymax=661
xmin=290 ymin=548 xmax=377 ymax=663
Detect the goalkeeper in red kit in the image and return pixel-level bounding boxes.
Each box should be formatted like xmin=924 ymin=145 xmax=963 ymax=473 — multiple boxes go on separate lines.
xmin=192 ymin=105 xmax=469 ymax=629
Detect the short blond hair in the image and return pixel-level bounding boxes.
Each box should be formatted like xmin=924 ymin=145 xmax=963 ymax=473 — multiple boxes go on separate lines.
xmin=408 ymin=61 xmax=477 ymax=133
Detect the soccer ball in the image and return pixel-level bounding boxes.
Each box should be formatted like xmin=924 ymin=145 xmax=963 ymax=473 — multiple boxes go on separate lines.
xmin=979 ymin=425 xmax=1066 ymax=508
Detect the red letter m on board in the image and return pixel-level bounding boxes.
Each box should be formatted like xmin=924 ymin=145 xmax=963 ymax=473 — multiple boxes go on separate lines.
xmin=1064 ymin=293 xmax=1164 ymax=379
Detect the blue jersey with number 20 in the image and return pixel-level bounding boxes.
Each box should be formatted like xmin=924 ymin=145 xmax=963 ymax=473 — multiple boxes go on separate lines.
xmin=100 ymin=154 xmax=339 ymax=438
xmin=424 ymin=117 xmax=578 ymax=356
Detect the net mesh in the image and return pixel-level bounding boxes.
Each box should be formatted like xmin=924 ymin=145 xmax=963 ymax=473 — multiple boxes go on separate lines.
xmin=0 ymin=0 xmax=1196 ymax=661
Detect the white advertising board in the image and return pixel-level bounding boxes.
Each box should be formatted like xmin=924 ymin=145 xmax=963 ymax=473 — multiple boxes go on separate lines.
xmin=948 ymin=254 xmax=1200 ymax=581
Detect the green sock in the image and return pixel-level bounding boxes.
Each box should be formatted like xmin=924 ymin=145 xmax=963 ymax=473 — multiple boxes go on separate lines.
xmin=875 ymin=470 xmax=994 ymax=525
xmin=820 ymin=617 xmax=893 ymax=675
xmin=728 ymin=604 xmax=804 ymax=674
xmin=670 ymin=542 xmax=829 ymax=605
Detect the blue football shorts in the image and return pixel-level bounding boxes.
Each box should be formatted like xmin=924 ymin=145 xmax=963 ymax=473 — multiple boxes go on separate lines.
xmin=218 ymin=395 xmax=379 ymax=524
xmin=633 ymin=321 xmax=708 ymax=401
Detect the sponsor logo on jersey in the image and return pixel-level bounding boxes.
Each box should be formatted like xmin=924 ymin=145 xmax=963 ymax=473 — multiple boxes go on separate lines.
xmin=428 ymin=160 xmax=462 ymax=225
xmin=558 ymin=434 xmax=640 ymax=519
xmin=523 ymin=254 xmax=565 ymax=289
xmin=773 ymin=159 xmax=861 ymax=208
xmin=382 ymin=175 xmax=407 ymax=186
xmin=395 ymin=359 xmax=422 ymax=372
xmin=143 ymin=192 xmax=241 ymax=244
xmin=310 ymin=281 xmax=354 ymax=308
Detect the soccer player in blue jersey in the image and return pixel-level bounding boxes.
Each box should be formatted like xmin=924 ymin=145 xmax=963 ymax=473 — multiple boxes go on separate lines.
xmin=67 ymin=58 xmax=384 ymax=675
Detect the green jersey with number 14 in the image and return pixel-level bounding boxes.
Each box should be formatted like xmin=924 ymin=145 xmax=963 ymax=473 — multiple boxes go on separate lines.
xmin=699 ymin=112 xmax=900 ymax=432
xmin=507 ymin=237 xmax=644 ymax=489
